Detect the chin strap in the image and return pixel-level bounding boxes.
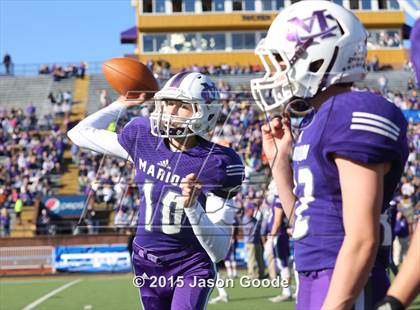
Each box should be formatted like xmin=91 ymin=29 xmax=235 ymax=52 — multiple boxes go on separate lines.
xmin=284 ymin=97 xmax=314 ymax=118
xmin=282 ymin=97 xmax=317 ymax=137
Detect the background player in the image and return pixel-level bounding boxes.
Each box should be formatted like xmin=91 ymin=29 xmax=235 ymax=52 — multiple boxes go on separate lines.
xmin=266 ymin=192 xmax=293 ymax=303
xmin=68 ymin=71 xmax=244 ymax=310
xmin=251 ymin=1 xmax=408 ymax=309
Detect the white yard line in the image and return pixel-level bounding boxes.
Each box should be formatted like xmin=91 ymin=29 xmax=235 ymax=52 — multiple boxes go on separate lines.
xmin=21 ymin=279 xmax=82 ymax=310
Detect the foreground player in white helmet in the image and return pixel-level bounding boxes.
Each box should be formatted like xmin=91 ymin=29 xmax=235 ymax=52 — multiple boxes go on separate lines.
xmin=251 ymin=1 xmax=408 ymax=309
xmin=68 ymin=71 xmax=244 ymax=309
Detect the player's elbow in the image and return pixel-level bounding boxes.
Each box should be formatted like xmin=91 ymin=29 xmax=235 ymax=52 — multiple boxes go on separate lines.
xmin=346 ymin=232 xmax=379 ymax=254
xmin=67 ymin=125 xmax=84 ymax=147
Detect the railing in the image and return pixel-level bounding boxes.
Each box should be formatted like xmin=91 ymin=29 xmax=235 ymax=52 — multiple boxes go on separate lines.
xmin=0 ymin=246 xmax=54 ymax=271
xmin=0 ymin=61 xmax=104 ymax=76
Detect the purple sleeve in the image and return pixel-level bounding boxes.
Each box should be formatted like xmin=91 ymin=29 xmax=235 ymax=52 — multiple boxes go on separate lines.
xmin=117 ymin=117 xmax=148 ymax=160
xmin=322 ymin=93 xmax=407 ymax=165
xmin=201 ymin=148 xmax=244 ymax=199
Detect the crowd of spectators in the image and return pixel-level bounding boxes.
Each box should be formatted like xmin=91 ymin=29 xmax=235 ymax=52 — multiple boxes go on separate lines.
xmin=367 ymin=30 xmax=402 ymax=49
xmin=0 ymin=104 xmax=68 ymax=236
xmin=39 ymin=61 xmax=88 ymax=81
xmin=146 ymin=59 xmax=171 ymax=80
xmin=179 ymin=63 xmax=262 ymax=76
xmin=146 ymin=59 xmax=262 ymax=80
xmin=47 ymin=89 xmax=73 ymax=120
xmin=388 ymin=113 xmax=419 ymax=266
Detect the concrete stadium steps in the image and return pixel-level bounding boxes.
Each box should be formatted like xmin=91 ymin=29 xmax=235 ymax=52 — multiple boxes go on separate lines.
xmin=72 ymin=77 xmax=90 ymax=121
xmin=59 ymin=77 xmax=90 ymax=195
xmin=59 ymin=149 xmax=80 ymax=195
xmin=10 ymin=206 xmax=37 ymax=237
xmin=108 ymin=209 xmax=116 ymax=230
xmin=49 ymin=78 xmax=75 ymax=100
xmin=0 ymin=76 xmax=52 ymax=115
xmin=50 ymin=78 xmax=77 ymax=130
xmin=0 ymin=76 xmax=78 ymax=116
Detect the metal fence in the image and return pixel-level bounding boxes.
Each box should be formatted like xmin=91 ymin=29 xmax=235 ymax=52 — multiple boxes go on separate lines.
xmin=0 ymin=61 xmax=104 ymax=76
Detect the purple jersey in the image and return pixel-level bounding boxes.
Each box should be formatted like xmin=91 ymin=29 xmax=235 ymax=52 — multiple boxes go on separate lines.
xmin=117 ymin=117 xmax=243 ymax=262
xmin=292 ymin=91 xmax=408 ymax=272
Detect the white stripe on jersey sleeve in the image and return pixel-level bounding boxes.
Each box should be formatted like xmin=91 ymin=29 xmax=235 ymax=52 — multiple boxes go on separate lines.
xmin=226 ymin=166 xmax=245 ymax=175
xmin=350 ymin=124 xmax=398 ymax=141
xmin=226 ymin=172 xmax=245 ymax=176
xmin=226 ymin=168 xmax=245 ymax=173
xmin=351 ymin=117 xmax=400 ymax=136
xmin=352 ymin=112 xmax=400 ymax=132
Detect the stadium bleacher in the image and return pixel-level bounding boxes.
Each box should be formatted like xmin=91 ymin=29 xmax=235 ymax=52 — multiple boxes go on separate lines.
xmin=0 ymin=76 xmax=76 ymax=117
xmin=86 ymin=74 xmax=119 ymax=115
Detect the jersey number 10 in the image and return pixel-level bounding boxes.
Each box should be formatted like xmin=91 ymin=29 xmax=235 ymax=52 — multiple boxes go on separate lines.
xmin=143 ymin=181 xmax=184 ymax=234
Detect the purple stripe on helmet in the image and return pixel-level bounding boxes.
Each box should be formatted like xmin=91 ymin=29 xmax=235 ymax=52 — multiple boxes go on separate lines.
xmin=170 ymin=71 xmax=191 ymax=88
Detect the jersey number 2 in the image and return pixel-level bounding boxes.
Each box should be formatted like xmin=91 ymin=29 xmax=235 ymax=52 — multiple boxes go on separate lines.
xmin=293 ymin=167 xmax=314 ymax=240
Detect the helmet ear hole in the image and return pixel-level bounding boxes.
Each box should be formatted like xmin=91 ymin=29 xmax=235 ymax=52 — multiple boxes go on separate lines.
xmin=309 ymin=59 xmax=324 ymax=73
xmin=208 ymin=114 xmax=214 ymax=122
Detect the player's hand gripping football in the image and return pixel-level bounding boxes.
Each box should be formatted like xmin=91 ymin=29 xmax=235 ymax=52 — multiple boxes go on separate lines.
xmin=117 ymin=92 xmax=147 ymax=108
xmin=181 ymin=173 xmax=202 ymax=208
xmin=261 ymin=115 xmax=293 ymax=168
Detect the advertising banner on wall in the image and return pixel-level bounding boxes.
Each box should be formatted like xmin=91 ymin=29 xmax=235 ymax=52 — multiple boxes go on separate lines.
xmin=42 ymin=195 xmax=87 ymax=218
xmin=55 ymin=244 xmax=131 ymax=272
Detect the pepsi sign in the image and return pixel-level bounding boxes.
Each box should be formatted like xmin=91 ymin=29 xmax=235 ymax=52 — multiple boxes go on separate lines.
xmin=42 ymin=195 xmax=87 ymax=218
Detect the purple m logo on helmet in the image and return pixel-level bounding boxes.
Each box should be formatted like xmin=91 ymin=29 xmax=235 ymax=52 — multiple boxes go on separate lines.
xmin=287 ymin=10 xmax=338 ymax=45
xmin=200 ymin=82 xmax=219 ymax=103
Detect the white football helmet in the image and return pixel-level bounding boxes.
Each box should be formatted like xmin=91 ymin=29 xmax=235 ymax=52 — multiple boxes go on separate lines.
xmin=150 ymin=72 xmax=221 ymax=138
xmin=251 ymin=0 xmax=367 ymax=113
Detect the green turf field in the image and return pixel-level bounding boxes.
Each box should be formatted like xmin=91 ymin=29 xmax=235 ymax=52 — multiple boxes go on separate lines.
xmin=1 ymin=273 xmax=419 ymax=310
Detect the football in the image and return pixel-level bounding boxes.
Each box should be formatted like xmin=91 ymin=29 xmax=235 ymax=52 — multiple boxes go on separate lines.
xmin=102 ymin=57 xmax=159 ymax=99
